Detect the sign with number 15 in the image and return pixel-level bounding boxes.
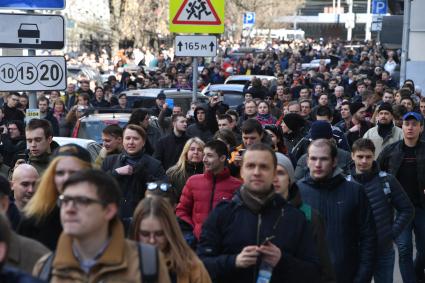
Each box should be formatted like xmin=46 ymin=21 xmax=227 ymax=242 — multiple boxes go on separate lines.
xmin=0 ymin=56 xmax=66 ymax=91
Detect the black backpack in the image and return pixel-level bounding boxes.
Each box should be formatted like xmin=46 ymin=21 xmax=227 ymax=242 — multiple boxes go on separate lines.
xmin=38 ymin=243 xmax=158 ymax=283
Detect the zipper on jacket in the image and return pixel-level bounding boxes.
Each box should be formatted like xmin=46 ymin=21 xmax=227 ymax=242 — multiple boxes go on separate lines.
xmin=253 ymin=213 xmax=262 ymax=283
xmin=208 ymin=175 xmax=217 ymax=213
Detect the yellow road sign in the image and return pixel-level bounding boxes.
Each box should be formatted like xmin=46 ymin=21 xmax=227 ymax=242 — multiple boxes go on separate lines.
xmin=169 ymin=0 xmax=224 ymax=34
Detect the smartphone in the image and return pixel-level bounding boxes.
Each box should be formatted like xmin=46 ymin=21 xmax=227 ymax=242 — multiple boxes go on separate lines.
xmin=261 ymin=235 xmax=275 ymax=245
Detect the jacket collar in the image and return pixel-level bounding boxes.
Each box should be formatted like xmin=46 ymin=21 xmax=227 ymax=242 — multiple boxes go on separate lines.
xmin=232 ymin=186 xmax=287 ymax=209
xmin=204 ymin=167 xmax=231 ymax=181
xmin=53 ymin=219 xmax=126 ymax=271
xmin=349 ymin=161 xmax=380 ymax=183
xmin=303 ymin=167 xmax=346 ymax=189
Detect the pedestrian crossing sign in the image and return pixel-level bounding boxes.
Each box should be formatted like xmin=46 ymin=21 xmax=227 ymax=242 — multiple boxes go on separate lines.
xmin=169 ymin=0 xmax=224 ymax=34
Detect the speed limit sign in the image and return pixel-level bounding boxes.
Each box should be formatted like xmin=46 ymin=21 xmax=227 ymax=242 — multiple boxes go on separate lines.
xmin=0 ymin=56 xmax=66 ymax=91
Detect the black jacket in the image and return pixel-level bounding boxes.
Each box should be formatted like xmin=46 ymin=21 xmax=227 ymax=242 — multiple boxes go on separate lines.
xmin=0 ymin=134 xmax=26 ymax=167
xmin=198 ymin=189 xmax=320 ymax=283
xmin=297 ymin=168 xmax=376 ymax=283
xmin=17 ymin=206 xmax=62 ymax=251
xmin=378 ymin=139 xmax=425 ymax=208
xmin=102 ymin=152 xmax=166 ymax=220
xmin=347 ymin=162 xmax=414 ymax=252
xmin=41 ymin=110 xmax=59 ymax=136
xmin=144 ymin=125 xmax=162 ymax=156
xmin=154 ymin=132 xmax=189 ymax=171
xmin=3 ymin=104 xmax=25 ymax=122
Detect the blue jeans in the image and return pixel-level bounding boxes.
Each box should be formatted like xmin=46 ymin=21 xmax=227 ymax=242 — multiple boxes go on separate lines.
xmin=374 ymin=247 xmax=395 ymax=283
xmin=396 ymin=206 xmax=425 ymax=283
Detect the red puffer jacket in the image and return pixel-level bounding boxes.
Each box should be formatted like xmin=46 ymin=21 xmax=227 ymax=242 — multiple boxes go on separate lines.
xmin=176 ymin=167 xmax=242 ymax=240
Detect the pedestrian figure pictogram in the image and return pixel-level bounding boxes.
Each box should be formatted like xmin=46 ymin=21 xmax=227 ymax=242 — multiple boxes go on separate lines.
xmin=172 ymin=0 xmax=221 ymax=25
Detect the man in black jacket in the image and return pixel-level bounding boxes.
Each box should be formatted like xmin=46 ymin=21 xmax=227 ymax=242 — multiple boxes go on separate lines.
xmin=297 ymin=139 xmax=376 ymax=283
xmin=349 ymin=138 xmax=414 ymax=283
xmin=198 ymin=143 xmax=320 ymax=283
xmin=3 ymin=93 xmax=25 ymax=123
xmin=154 ymin=114 xmax=189 ymax=171
xmin=37 ymin=97 xmax=59 ymax=136
xmin=378 ymin=111 xmax=425 ymax=282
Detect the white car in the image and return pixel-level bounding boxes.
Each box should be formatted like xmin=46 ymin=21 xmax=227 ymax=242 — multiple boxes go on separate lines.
xmin=301 ymin=59 xmax=331 ymax=70
xmin=201 ymin=84 xmax=245 ymax=109
xmin=225 ymin=75 xmax=277 ymax=86
xmin=53 ymin=137 xmax=102 ymax=162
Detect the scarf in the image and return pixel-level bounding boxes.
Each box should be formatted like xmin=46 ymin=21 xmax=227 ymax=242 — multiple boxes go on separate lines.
xmin=377 ymin=122 xmax=393 ymax=139
xmin=122 ymin=150 xmax=144 ymax=167
xmin=256 ymin=113 xmax=276 ymax=125
xmin=240 ymin=186 xmax=276 ymax=214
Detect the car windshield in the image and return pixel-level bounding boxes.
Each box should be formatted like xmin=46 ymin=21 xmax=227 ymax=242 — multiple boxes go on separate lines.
xmin=77 ymin=120 xmax=128 ymax=143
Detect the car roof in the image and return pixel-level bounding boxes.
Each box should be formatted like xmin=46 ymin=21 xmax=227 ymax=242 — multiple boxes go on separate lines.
xmin=121 ymin=88 xmax=206 ymax=98
xmin=53 ymin=137 xmax=98 ymax=147
xmin=204 ymin=84 xmax=245 ymax=92
xmin=80 ymin=113 xmax=131 ymax=122
xmin=225 ymin=75 xmax=276 ymax=82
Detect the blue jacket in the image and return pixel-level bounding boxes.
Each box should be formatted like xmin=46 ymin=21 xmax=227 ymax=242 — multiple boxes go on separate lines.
xmin=347 ymin=162 xmax=414 ymax=252
xmin=297 ymin=168 xmax=376 ymax=283
xmin=0 ymin=266 xmax=44 ymax=283
xmin=197 ymin=189 xmax=320 ymax=283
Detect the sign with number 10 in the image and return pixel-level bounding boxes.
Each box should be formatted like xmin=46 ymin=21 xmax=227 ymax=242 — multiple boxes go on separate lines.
xmin=0 ymin=56 xmax=66 ymax=91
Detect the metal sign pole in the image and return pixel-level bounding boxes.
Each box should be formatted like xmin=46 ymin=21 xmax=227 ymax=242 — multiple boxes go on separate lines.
xmin=192 ymin=57 xmax=198 ymax=103
xmin=27 ymin=9 xmax=37 ymax=108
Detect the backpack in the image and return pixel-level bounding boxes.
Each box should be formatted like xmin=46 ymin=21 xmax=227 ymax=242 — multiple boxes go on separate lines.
xmin=346 ymin=171 xmax=392 ymax=202
xmin=38 ymin=243 xmax=158 ymax=283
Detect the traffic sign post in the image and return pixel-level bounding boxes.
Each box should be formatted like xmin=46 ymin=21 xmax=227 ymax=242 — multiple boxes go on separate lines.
xmin=0 ymin=0 xmax=65 ymax=9
xmin=169 ymin=0 xmax=224 ymax=33
xmin=372 ymin=0 xmax=387 ymax=14
xmin=175 ymin=35 xmax=217 ymax=57
xmin=243 ymin=12 xmax=255 ymax=27
xmin=0 ymin=14 xmax=64 ymax=50
xmin=0 ymin=56 xmax=66 ymax=91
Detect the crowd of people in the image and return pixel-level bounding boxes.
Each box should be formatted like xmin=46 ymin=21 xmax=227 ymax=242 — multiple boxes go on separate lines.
xmin=0 ymin=37 xmax=424 ymax=283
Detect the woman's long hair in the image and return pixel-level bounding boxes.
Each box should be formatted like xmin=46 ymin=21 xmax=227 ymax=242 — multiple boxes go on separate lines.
xmin=23 ymin=156 xmax=92 ymax=221
xmin=131 ymin=196 xmax=198 ymax=275
xmin=167 ymin=137 xmax=204 ymax=181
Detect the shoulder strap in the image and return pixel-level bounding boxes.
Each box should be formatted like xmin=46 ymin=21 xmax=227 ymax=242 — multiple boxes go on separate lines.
xmin=138 ymin=243 xmax=158 ymax=283
xmin=38 ymin=252 xmax=55 ymax=281
xmin=299 ymin=203 xmax=312 ymax=222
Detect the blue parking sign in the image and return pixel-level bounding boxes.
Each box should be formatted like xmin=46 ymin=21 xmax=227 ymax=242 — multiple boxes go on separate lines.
xmin=0 ymin=0 xmax=65 ymax=9
xmin=243 ymin=12 xmax=255 ymax=26
xmin=372 ymin=0 xmax=387 ymax=14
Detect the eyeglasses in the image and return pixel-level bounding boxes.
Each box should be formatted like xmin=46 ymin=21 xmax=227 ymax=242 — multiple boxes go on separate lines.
xmin=57 ymin=194 xmax=105 ymax=208
xmin=146 ymin=182 xmax=172 ymax=192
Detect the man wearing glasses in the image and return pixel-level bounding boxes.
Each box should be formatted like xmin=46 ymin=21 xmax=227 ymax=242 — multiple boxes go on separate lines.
xmin=33 ymin=169 xmax=171 ymax=283
xmin=3 ymin=93 xmax=25 ymax=123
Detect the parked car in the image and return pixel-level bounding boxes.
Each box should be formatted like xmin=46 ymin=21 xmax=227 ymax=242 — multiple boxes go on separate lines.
xmin=121 ymin=88 xmax=208 ymax=112
xmin=71 ymin=113 xmax=130 ymax=143
xmin=301 ymin=59 xmax=331 ymax=70
xmin=201 ymin=84 xmax=245 ymax=109
xmin=224 ymin=75 xmax=277 ymax=86
xmin=53 ymin=137 xmax=102 ymax=162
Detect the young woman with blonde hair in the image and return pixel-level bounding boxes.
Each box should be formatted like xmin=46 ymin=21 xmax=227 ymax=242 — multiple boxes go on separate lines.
xmin=166 ymin=137 xmax=204 ymax=200
xmin=18 ymin=144 xmax=92 ymax=250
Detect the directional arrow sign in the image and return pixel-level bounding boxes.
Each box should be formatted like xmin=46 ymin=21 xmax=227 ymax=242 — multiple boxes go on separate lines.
xmin=175 ymin=35 xmax=217 ymax=57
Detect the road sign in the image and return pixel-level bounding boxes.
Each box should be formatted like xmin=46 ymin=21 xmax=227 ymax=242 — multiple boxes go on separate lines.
xmin=169 ymin=0 xmax=224 ymax=34
xmin=372 ymin=0 xmax=387 ymax=14
xmin=243 ymin=12 xmax=255 ymax=26
xmin=25 ymin=108 xmax=40 ymax=122
xmin=0 ymin=0 xmax=65 ymax=9
xmin=371 ymin=15 xmax=384 ymax=31
xmin=175 ymin=35 xmax=217 ymax=57
xmin=0 ymin=56 xmax=66 ymax=91
xmin=0 ymin=14 xmax=64 ymax=49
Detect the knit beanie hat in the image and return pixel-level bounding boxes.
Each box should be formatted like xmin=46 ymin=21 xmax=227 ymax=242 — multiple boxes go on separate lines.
xmin=282 ymin=113 xmax=305 ymax=132
xmin=275 ymin=152 xmax=295 ymax=185
xmin=310 ymin=121 xmax=333 ymax=140
xmin=378 ymin=102 xmax=393 ymax=114
xmin=350 ymin=102 xmax=365 ymax=115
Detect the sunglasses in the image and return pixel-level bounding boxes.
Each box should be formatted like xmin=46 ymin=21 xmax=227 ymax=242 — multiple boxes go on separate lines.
xmin=147 ymin=182 xmax=172 ymax=192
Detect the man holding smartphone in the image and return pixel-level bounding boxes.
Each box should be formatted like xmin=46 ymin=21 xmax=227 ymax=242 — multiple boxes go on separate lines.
xmin=198 ymin=143 xmax=320 ymax=283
